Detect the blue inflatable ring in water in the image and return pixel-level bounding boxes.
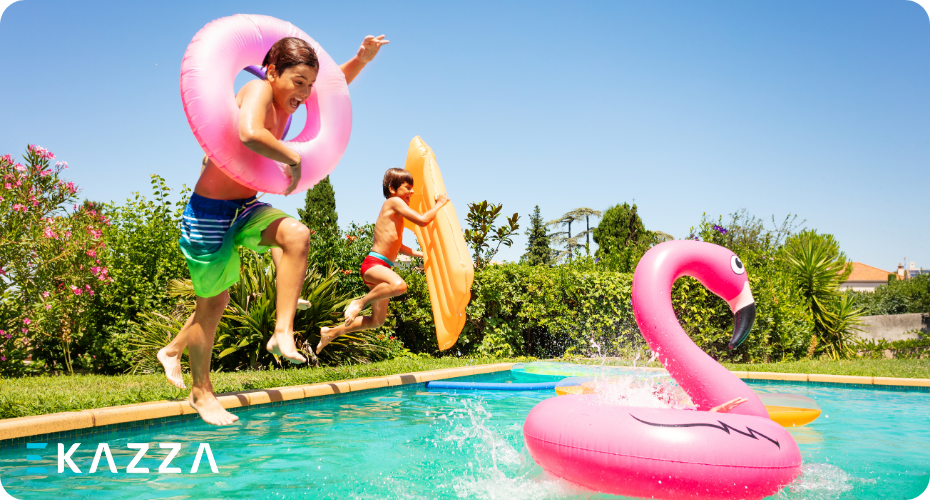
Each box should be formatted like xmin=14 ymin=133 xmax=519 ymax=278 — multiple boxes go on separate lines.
xmin=425 ymin=381 xmax=559 ymax=390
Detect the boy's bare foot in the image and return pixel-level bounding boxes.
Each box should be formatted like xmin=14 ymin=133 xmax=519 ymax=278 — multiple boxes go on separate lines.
xmin=316 ymin=326 xmax=340 ymax=354
xmin=157 ymin=348 xmax=186 ymax=389
xmin=266 ymin=331 xmax=307 ymax=364
xmin=297 ymin=298 xmax=311 ymax=310
xmin=188 ymin=393 xmax=239 ymax=426
xmin=344 ymin=299 xmax=364 ymax=326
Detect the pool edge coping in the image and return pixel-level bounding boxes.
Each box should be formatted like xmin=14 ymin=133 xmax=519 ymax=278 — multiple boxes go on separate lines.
xmin=0 ymin=362 xmax=516 ymax=441
xmin=2 ymin=364 xmax=929 ymax=441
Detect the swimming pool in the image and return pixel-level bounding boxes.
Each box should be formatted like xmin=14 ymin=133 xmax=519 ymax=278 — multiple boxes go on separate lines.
xmin=0 ymin=372 xmax=927 ymax=499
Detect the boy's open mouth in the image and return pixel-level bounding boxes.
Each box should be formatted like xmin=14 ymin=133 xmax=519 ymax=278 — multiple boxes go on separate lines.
xmin=289 ymin=97 xmax=303 ymax=110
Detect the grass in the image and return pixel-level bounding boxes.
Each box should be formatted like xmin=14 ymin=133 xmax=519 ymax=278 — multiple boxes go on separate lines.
xmin=556 ymin=356 xmax=930 ymax=379
xmin=0 ymin=356 xmax=533 ymax=420
xmin=722 ymin=359 xmax=930 ymax=379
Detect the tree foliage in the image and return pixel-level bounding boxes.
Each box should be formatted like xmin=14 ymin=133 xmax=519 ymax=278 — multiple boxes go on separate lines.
xmin=297 ymin=176 xmax=338 ymax=239
xmin=463 ymin=201 xmax=520 ymax=268
xmin=522 ymin=205 xmax=551 ymax=266
xmin=591 ymin=203 xmax=655 ymax=272
xmin=783 ymin=229 xmax=862 ymax=359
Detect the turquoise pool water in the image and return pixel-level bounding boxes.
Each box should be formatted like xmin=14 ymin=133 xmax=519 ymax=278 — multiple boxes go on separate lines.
xmin=0 ymin=372 xmax=928 ymax=499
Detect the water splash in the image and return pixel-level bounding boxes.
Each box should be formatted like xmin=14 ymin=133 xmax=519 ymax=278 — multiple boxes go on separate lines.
xmin=436 ymin=399 xmax=581 ymax=500
xmin=778 ymin=463 xmax=876 ymax=500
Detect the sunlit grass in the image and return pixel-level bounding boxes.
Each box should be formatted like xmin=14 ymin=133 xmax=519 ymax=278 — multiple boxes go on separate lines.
xmin=0 ymin=356 xmax=533 ymax=419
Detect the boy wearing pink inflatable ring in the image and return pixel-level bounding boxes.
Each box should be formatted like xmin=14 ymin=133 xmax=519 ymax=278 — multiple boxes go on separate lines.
xmin=158 ymin=34 xmax=389 ymax=426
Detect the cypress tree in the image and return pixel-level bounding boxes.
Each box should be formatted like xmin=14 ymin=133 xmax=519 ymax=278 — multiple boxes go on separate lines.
xmin=592 ymin=202 xmax=654 ymax=261
xmin=522 ymin=205 xmax=552 ymax=266
xmin=297 ymin=176 xmax=339 ymax=240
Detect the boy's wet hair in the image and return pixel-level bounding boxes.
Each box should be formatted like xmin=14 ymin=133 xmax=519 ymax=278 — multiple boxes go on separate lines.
xmin=383 ymin=168 xmax=414 ymax=198
xmin=262 ymin=37 xmax=319 ymax=77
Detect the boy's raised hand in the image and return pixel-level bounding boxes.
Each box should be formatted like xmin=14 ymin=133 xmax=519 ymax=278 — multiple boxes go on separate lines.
xmin=284 ymin=161 xmax=302 ymax=195
xmin=357 ymin=35 xmax=389 ymax=64
xmin=435 ymin=193 xmax=449 ymax=205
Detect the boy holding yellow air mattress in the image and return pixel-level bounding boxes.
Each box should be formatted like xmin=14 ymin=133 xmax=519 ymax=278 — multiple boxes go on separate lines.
xmin=316 ymin=168 xmax=449 ymax=353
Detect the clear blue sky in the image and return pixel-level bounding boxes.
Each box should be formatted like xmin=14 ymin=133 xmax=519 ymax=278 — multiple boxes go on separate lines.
xmin=1 ymin=0 xmax=928 ymax=268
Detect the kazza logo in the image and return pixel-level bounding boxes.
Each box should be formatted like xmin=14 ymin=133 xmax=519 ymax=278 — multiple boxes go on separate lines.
xmin=26 ymin=443 xmax=219 ymax=474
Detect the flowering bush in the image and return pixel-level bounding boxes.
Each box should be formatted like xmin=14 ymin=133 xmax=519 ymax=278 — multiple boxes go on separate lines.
xmin=0 ymin=146 xmax=111 ymax=375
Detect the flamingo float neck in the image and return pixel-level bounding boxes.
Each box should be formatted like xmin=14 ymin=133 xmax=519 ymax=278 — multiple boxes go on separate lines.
xmin=632 ymin=240 xmax=767 ymax=417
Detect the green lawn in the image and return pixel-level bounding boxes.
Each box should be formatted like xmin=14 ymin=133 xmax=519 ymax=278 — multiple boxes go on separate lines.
xmin=0 ymin=356 xmax=532 ymax=420
xmin=559 ymin=357 xmax=930 ymax=379
xmin=722 ymin=359 xmax=930 ymax=379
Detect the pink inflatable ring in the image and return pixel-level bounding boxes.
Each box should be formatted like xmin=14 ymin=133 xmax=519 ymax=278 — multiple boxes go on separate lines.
xmin=180 ymin=14 xmax=352 ymax=194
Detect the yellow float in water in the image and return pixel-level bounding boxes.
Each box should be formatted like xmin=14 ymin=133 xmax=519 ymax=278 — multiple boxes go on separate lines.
xmin=555 ymin=379 xmax=822 ymax=427
xmin=402 ymin=137 xmax=474 ymax=350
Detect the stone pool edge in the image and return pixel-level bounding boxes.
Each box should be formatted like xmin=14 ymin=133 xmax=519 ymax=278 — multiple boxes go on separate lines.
xmin=3 ymin=365 xmax=929 ymax=441
xmin=0 ymin=362 xmax=515 ymax=441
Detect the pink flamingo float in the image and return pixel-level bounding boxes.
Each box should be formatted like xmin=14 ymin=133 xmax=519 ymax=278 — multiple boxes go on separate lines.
xmin=523 ymin=241 xmax=802 ymax=499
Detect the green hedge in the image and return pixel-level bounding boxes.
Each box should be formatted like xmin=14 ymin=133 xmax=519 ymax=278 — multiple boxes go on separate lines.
xmin=387 ymin=256 xmax=814 ymax=363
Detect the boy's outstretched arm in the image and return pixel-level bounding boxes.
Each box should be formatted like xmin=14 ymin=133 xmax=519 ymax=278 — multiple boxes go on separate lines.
xmin=341 ymin=35 xmax=389 ymax=84
xmin=399 ymin=245 xmax=422 ymax=258
xmin=392 ymin=194 xmax=449 ymax=227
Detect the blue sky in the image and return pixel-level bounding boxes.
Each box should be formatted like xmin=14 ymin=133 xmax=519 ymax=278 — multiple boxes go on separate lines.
xmin=1 ymin=0 xmax=928 ymax=268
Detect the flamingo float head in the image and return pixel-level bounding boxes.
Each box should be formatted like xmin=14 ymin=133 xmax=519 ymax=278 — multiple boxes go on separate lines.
xmin=633 ymin=240 xmax=756 ymax=351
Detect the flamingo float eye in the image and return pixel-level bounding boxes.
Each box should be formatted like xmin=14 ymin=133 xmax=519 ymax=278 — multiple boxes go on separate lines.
xmin=730 ymin=255 xmax=745 ymax=275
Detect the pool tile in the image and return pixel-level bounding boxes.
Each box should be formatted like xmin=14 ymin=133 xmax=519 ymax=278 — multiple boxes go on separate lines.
xmin=473 ymin=363 xmax=515 ymax=374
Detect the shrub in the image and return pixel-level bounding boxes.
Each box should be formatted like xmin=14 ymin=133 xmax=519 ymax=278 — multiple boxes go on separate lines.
xmin=782 ymin=229 xmax=863 ymax=358
xmin=88 ymin=175 xmax=191 ymax=373
xmin=127 ymin=250 xmax=390 ymax=373
xmin=387 ymin=250 xmax=813 ymax=363
xmin=0 ymin=146 xmax=112 ymax=375
xmin=848 ymin=274 xmax=930 ymax=316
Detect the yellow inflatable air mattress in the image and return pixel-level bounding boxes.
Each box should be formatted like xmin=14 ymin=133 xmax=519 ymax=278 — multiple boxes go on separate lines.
xmin=402 ymin=137 xmax=474 ymax=350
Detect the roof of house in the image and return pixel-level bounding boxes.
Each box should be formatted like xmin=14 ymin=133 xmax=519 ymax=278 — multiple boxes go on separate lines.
xmin=844 ymin=262 xmax=891 ymax=283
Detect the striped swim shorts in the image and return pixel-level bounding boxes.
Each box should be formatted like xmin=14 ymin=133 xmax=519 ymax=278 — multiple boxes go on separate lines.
xmin=179 ymin=193 xmax=292 ymax=298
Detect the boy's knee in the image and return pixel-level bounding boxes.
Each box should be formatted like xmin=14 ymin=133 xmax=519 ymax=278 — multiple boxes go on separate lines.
xmin=281 ymin=221 xmax=310 ymax=251
xmin=201 ymin=292 xmax=229 ymax=315
xmin=392 ymin=280 xmax=408 ymax=295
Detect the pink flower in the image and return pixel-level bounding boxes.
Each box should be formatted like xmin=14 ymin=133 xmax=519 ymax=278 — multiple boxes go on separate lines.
xmin=44 ymin=304 xmax=51 ymax=310
xmin=13 ymin=164 xmax=25 ymax=172
xmin=0 ymin=268 xmax=5 ymax=275
xmin=1 ymin=154 xmax=11 ymax=163
xmin=21 ymin=328 xmax=27 ymax=334
xmin=40 ymin=170 xmax=50 ymax=177
xmin=73 ymin=204 xmax=78 ymax=211
xmin=4 ymin=183 xmax=10 ymax=190
xmin=85 ymin=284 xmax=91 ymax=290
xmin=87 ymin=250 xmax=96 ymax=257
xmin=42 ymin=291 xmax=50 ymax=298
xmin=65 ymin=231 xmax=71 ymax=237
xmin=89 ymin=290 xmax=94 ymax=296
xmin=73 ymin=288 xmax=82 ymax=296
xmin=1 ymin=357 xmax=6 ymax=362
xmin=43 ymin=227 xmax=56 ymax=239
xmin=22 ymin=318 xmax=30 ymax=325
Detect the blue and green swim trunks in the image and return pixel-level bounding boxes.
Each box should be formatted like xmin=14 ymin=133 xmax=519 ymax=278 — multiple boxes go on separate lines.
xmin=179 ymin=193 xmax=292 ymax=298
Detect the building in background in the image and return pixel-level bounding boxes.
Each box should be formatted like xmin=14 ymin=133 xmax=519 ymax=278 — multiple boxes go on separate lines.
xmin=841 ymin=262 xmax=893 ymax=292
xmin=896 ymin=262 xmax=929 ymax=280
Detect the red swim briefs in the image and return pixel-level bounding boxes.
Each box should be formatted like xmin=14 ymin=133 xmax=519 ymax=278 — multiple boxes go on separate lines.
xmin=360 ymin=255 xmax=391 ymax=286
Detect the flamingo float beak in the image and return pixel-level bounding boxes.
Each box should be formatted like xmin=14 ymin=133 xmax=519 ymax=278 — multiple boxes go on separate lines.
xmin=727 ymin=282 xmax=756 ymax=350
